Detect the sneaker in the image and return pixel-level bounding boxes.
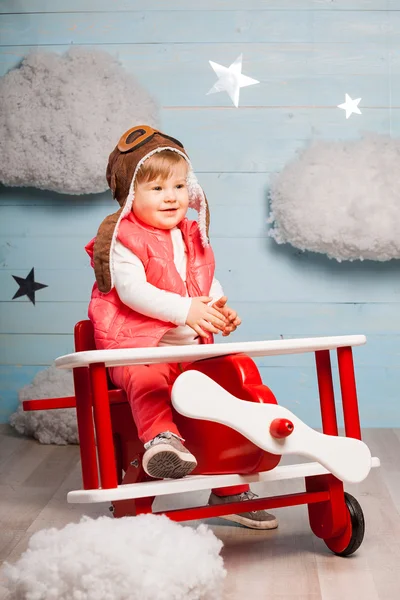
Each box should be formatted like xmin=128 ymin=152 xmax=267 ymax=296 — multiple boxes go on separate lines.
xmin=208 ymin=490 xmax=278 ymax=530
xmin=142 ymin=432 xmax=197 ymax=479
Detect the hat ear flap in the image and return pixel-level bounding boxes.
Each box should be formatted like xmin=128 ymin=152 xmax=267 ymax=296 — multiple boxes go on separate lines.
xmin=186 ymin=168 xmax=210 ymax=247
xmin=107 ymin=165 xmax=126 ymax=207
xmin=110 ymin=173 xmax=117 ymax=198
xmin=205 ymin=194 xmax=210 ymax=239
xmin=190 ymin=185 xmax=209 ymax=247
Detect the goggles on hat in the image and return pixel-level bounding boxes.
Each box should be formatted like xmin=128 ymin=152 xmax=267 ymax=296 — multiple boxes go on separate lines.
xmin=117 ymin=125 xmax=184 ymax=153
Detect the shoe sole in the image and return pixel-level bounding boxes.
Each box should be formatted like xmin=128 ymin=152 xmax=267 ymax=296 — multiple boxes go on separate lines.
xmin=218 ymin=514 xmax=279 ymax=530
xmin=143 ymin=446 xmax=197 ymax=479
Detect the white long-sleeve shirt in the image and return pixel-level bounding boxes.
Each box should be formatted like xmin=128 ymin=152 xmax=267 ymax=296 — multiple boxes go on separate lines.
xmin=113 ymin=227 xmax=224 ymax=346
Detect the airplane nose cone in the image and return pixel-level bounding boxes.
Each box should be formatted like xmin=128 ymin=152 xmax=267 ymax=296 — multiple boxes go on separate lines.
xmin=270 ymin=418 xmax=294 ymax=439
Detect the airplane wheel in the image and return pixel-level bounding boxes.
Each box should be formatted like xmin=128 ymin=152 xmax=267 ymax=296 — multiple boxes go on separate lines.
xmin=324 ymin=493 xmax=365 ymax=557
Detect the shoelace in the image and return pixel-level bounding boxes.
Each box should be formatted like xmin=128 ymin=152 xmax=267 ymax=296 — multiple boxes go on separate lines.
xmin=241 ymin=490 xmax=258 ymax=501
xmin=240 ymin=490 xmax=261 ymax=513
xmin=147 ymin=432 xmax=184 ymax=448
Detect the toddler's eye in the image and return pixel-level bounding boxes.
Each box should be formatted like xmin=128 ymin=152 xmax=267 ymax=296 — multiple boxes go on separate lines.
xmin=176 ymin=184 xmax=185 ymax=189
xmin=152 ymin=186 xmax=162 ymax=191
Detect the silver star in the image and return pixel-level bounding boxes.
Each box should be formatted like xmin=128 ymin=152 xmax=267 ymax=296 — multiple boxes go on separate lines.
xmin=337 ymin=94 xmax=362 ymax=119
xmin=207 ymin=54 xmax=259 ymax=108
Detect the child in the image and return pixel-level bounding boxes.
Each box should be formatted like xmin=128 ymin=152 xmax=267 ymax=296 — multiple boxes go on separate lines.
xmin=86 ymin=125 xmax=277 ymax=530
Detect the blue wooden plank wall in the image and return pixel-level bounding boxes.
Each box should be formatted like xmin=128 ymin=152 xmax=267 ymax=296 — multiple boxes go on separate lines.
xmin=1 ymin=0 xmax=400 ymax=426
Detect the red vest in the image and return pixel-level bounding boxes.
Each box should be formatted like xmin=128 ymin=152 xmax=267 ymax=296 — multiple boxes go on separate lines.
xmin=86 ymin=213 xmax=215 ymax=349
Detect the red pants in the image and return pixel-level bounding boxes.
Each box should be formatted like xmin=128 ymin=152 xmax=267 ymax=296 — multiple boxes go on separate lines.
xmin=109 ymin=362 xmax=249 ymax=497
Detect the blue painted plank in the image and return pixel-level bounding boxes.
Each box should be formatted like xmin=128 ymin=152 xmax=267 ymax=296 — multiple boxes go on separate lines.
xmin=0 ymin=238 xmax=88 ymax=269
xmin=1 ymin=251 xmax=399 ymax=307
xmin=0 ymin=43 xmax=391 ymax=80
xmin=230 ymin=308 xmax=400 ymax=340
xmin=0 ymin=269 xmax=93 ymax=302
xmin=0 ymin=103 xmax=396 ymax=175
xmin=0 ymin=174 xmax=270 ymax=207
xmin=1 ymin=363 xmax=399 ymax=428
xmin=0 ymin=204 xmax=270 ymax=240
xmin=254 ymin=337 xmax=400 ymax=368
xmin=257 ymin=365 xmax=400 ymax=428
xmin=0 ymin=206 xmax=95 ymax=238
xmin=2 ymin=235 xmax=400 ymax=302
xmin=0 ymin=185 xmax=114 ymax=207
xmin=0 ymin=11 xmax=396 ymax=46
xmin=387 ymin=51 xmax=400 ymax=77
xmin=1 ymin=1 xmax=395 ymax=14
xmin=0 ymin=302 xmax=88 ymax=334
xmin=176 ymin=109 xmax=391 ymax=171
xmin=0 ymin=11 xmax=310 ymax=45
xmin=212 ymin=237 xmax=400 ymax=303
xmin=162 ymin=109 xmax=394 ymax=172
xmin=1 ymin=300 xmax=400 ymax=335
xmin=0 ymin=44 xmax=391 ymax=108
xmin=0 ymin=109 xmax=357 ymax=177
xmin=0 ymin=365 xmax=44 ymax=423
xmin=0 ymin=205 xmax=115 ymax=237
xmin=0 ymin=334 xmax=75 ymax=365
xmin=0 ymin=201 xmax=270 ymax=237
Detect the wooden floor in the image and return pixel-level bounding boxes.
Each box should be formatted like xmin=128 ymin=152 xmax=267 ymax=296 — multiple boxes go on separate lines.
xmin=1 ymin=425 xmax=400 ymax=600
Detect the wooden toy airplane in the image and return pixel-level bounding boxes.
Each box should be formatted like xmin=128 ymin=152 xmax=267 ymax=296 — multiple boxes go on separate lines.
xmin=23 ymin=322 xmax=379 ymax=557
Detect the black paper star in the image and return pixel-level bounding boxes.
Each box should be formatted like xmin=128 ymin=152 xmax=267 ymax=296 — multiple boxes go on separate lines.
xmin=12 ymin=268 xmax=48 ymax=305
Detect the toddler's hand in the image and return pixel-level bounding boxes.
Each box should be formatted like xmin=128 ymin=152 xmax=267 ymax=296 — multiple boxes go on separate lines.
xmin=212 ymin=296 xmax=242 ymax=337
xmin=186 ymin=297 xmax=228 ymax=338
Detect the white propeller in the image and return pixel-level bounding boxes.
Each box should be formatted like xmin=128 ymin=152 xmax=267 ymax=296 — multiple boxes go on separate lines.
xmin=172 ymin=371 xmax=372 ymax=484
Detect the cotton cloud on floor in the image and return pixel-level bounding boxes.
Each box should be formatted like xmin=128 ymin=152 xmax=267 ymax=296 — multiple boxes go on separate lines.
xmin=268 ymin=135 xmax=400 ymax=261
xmin=0 ymin=48 xmax=158 ymax=194
xmin=3 ymin=515 xmax=226 ymax=600
xmin=9 ymin=365 xmax=78 ymax=445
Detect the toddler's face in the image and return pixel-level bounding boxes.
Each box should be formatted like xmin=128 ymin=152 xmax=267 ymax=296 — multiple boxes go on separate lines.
xmin=133 ymin=161 xmax=189 ymax=230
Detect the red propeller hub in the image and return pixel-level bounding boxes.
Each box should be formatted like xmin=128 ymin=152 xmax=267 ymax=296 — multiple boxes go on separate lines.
xmin=270 ymin=418 xmax=294 ymax=439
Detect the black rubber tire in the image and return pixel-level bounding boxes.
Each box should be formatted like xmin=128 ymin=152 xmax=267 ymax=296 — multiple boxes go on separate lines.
xmin=333 ymin=492 xmax=365 ymax=557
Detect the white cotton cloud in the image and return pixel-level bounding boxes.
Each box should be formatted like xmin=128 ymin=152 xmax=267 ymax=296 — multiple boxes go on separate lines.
xmin=267 ymin=134 xmax=400 ymax=261
xmin=3 ymin=515 xmax=226 ymax=600
xmin=9 ymin=365 xmax=78 ymax=445
xmin=0 ymin=48 xmax=158 ymax=194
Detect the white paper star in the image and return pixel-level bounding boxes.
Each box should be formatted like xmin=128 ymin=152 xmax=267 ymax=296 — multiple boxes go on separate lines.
xmin=207 ymin=54 xmax=259 ymax=108
xmin=337 ymin=94 xmax=362 ymax=119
